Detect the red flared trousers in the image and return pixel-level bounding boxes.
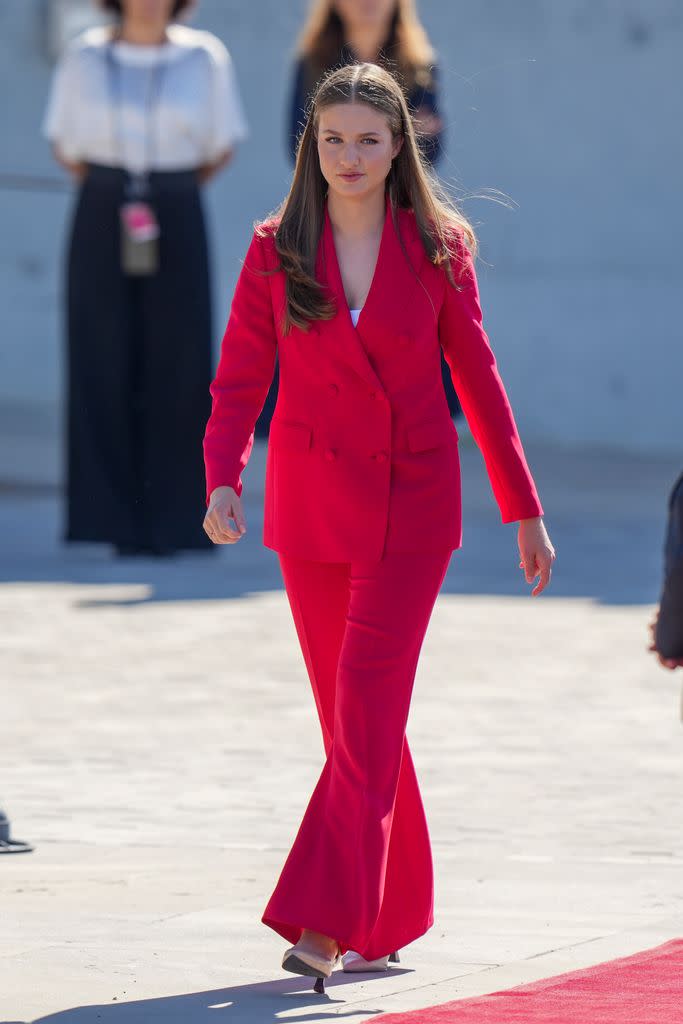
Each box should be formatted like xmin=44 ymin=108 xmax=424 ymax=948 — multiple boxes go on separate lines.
xmin=261 ymin=549 xmax=451 ymax=961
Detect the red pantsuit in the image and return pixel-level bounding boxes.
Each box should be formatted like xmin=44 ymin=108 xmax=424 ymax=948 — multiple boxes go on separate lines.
xmin=262 ymin=551 xmax=450 ymax=959
xmin=203 ymin=193 xmax=543 ymax=958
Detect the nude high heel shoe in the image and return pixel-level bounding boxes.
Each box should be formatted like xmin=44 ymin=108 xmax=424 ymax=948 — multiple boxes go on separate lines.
xmin=342 ymin=949 xmax=400 ymax=972
xmin=282 ymin=938 xmax=342 ymax=993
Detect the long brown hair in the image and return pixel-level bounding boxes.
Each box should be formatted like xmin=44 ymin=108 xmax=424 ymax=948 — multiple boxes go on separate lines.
xmin=260 ymin=62 xmax=476 ymax=334
xmin=297 ymin=0 xmax=435 ymax=94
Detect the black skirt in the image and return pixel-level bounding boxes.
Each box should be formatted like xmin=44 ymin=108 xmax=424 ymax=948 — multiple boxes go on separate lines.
xmin=65 ymin=163 xmax=213 ymax=553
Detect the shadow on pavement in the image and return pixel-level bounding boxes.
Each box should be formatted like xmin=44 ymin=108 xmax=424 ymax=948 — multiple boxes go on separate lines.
xmin=21 ymin=968 xmax=403 ymax=1023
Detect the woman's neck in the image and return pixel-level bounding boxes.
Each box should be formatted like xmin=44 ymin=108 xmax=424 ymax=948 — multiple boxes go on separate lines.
xmin=327 ymin=187 xmax=386 ymax=240
xmin=117 ymin=19 xmax=169 ymax=46
xmin=344 ymin=24 xmax=390 ymax=63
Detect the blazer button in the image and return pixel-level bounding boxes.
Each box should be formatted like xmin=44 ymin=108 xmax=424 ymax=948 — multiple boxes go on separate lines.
xmin=328 ymin=382 xmax=339 ymax=396
xmin=397 ymin=332 xmax=411 ymax=348
xmin=373 ymin=450 xmax=388 ymax=464
xmin=371 ymin=389 xmax=385 ymax=401
xmin=324 ymin=448 xmax=337 ymax=462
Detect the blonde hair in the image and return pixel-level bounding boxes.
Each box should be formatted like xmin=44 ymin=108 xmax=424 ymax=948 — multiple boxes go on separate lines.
xmin=259 ymin=62 xmax=476 ymax=334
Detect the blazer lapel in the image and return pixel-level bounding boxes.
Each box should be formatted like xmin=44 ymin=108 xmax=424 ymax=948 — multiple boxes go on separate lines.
xmin=315 ymin=202 xmax=384 ymax=392
xmin=356 ymin=199 xmax=428 ymax=344
xmin=314 ymin=194 xmax=428 ymax=389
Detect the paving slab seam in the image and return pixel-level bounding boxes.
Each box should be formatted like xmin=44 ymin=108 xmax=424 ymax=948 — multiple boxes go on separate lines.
xmin=521 ymin=930 xmax=617 ymax=960
xmin=334 ymin=964 xmax=502 ymax=1012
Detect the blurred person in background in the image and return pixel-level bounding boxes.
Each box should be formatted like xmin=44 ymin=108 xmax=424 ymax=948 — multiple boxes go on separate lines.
xmin=43 ymin=0 xmax=247 ymax=556
xmin=203 ymin=62 xmax=554 ymax=988
xmin=649 ymin=472 xmax=683 ymax=672
xmin=256 ymin=0 xmax=455 ymax=431
xmin=287 ymin=0 xmax=443 ymax=167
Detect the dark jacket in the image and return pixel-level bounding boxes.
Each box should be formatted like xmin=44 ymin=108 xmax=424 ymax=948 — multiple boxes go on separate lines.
xmin=287 ymin=49 xmax=444 ymax=167
xmin=656 ymin=472 xmax=683 ymax=659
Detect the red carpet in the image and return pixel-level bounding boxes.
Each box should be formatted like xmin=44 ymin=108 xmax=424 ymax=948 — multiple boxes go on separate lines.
xmin=374 ymin=939 xmax=683 ymax=1023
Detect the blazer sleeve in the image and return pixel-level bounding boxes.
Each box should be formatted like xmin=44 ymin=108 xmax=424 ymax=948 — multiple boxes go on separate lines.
xmin=203 ymin=230 xmax=278 ymax=501
xmin=438 ymin=237 xmax=544 ymax=523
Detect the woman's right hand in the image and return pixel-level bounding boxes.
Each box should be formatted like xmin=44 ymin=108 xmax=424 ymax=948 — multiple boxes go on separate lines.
xmin=203 ymin=486 xmax=247 ymax=545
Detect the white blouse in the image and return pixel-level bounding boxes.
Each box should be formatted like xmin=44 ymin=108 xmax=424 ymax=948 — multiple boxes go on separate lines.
xmin=43 ymin=25 xmax=248 ymax=173
xmin=350 ymin=308 xmax=362 ymax=327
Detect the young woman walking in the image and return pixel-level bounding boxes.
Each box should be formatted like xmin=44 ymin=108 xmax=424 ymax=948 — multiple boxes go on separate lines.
xmin=203 ymin=62 xmax=555 ymax=990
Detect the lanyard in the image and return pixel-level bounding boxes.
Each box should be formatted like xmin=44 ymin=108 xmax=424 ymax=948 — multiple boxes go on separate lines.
xmin=106 ymin=42 xmax=167 ymax=197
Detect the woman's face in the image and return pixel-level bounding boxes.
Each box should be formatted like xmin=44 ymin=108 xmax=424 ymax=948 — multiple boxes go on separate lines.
xmin=317 ymin=102 xmax=402 ymax=200
xmin=333 ymin=0 xmax=397 ymax=30
xmin=121 ymin=0 xmax=178 ymax=22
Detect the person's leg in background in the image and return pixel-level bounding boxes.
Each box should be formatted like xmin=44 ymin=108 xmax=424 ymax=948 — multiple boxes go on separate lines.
xmin=65 ymin=167 xmax=139 ymax=549
xmin=139 ymin=173 xmax=214 ymax=553
xmin=263 ymin=549 xmax=451 ymax=960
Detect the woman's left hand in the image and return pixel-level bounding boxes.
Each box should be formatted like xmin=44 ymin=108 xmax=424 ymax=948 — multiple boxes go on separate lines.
xmin=196 ymin=148 xmax=234 ymax=185
xmin=518 ymin=517 xmax=556 ymax=596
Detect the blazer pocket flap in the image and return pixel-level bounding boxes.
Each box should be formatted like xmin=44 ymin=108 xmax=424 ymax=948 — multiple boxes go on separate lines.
xmin=407 ymin=419 xmax=456 ymax=453
xmin=269 ymin=419 xmax=313 ymax=452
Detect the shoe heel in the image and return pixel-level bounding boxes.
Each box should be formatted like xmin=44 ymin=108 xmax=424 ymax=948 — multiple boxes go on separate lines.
xmin=389 ymin=950 xmax=400 ymax=963
xmin=283 ymin=941 xmax=340 ymax=993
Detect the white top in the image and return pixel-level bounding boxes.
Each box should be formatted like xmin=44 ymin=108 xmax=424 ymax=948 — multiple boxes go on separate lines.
xmin=43 ymin=25 xmax=248 ymax=173
xmin=350 ymin=308 xmax=362 ymax=327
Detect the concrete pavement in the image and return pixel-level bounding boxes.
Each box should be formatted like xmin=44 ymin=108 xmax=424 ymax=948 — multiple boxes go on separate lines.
xmin=1 ymin=437 xmax=682 ymax=1022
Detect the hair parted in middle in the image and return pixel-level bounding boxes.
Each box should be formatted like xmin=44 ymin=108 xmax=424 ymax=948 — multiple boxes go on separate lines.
xmin=260 ymin=62 xmax=476 ymax=334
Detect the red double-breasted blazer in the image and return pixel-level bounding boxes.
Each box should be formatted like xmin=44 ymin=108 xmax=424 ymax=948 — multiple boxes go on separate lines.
xmin=203 ymin=194 xmax=543 ymax=562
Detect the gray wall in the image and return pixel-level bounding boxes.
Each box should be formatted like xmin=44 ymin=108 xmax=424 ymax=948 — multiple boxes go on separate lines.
xmin=1 ymin=0 xmax=681 ymax=484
